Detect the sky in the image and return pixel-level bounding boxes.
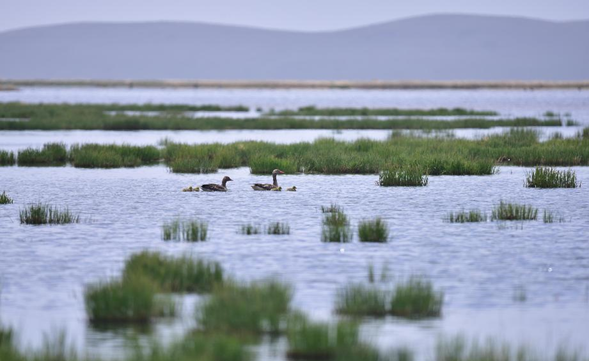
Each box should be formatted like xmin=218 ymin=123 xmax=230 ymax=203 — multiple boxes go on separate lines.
xmin=0 ymin=0 xmax=588 ymax=33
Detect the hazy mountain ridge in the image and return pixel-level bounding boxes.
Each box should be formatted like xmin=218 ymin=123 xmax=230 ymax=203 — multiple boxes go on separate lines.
xmin=0 ymin=14 xmax=587 ymax=80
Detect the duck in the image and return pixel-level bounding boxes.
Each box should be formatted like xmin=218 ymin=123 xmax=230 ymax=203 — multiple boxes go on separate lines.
xmin=286 ymin=186 xmax=297 ymax=192
xmin=251 ymin=169 xmax=284 ymax=191
xmin=182 ymin=186 xmax=200 ymax=192
xmin=201 ymin=176 xmax=233 ymax=192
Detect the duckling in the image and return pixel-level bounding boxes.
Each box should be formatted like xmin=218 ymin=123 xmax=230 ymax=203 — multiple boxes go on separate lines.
xmin=182 ymin=186 xmax=193 ymax=192
xmin=286 ymin=186 xmax=297 ymax=192
xmin=271 ymin=186 xmax=282 ymax=191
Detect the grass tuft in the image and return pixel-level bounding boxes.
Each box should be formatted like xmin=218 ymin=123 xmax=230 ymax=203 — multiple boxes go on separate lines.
xmin=525 ymin=167 xmax=580 ymax=188
xmin=358 ymin=217 xmax=389 ymax=242
xmin=197 ymin=279 xmax=292 ymax=335
xmin=446 ymin=210 xmax=487 ymax=223
xmin=240 ymin=224 xmax=261 ymax=235
xmin=162 ymin=218 xmax=208 ymax=242
xmin=0 ymin=191 xmax=13 ymax=205
xmin=0 ymin=150 xmax=16 ymax=166
xmin=321 ymin=209 xmax=352 ymax=243
xmin=379 ymin=166 xmax=428 ymax=186
xmin=19 ymin=203 xmax=80 ymax=225
xmin=390 ymin=276 xmax=443 ymax=319
xmin=123 ymin=251 xmax=223 ymax=293
xmin=17 ymin=143 xmax=67 ymax=166
xmin=491 ymin=201 xmax=538 ymax=221
xmin=266 ymin=222 xmax=290 ymax=235
xmin=335 ymin=284 xmax=388 ymax=316
xmin=320 ymin=203 xmax=342 ymax=213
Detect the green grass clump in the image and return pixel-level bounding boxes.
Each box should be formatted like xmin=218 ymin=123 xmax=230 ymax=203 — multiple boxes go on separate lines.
xmin=0 ymin=325 xmax=23 ymax=360
xmin=379 ymin=166 xmax=428 ymax=186
xmin=543 ymin=210 xmax=566 ymax=223
xmin=69 ymin=143 xmax=160 ymax=168
xmin=84 ymin=274 xmax=175 ymax=323
xmin=335 ymin=284 xmax=388 ymax=316
xmin=0 ymin=150 xmax=15 ymax=166
xmin=491 ymin=201 xmax=538 ymax=221
xmin=162 ymin=218 xmax=208 ymax=242
xmin=267 ymin=222 xmax=290 ymax=235
xmin=525 ymin=167 xmax=580 ymax=188
xmin=286 ymin=315 xmax=385 ymax=361
xmin=19 ymin=203 xmax=80 ymax=225
xmin=270 ymin=105 xmax=497 ymax=117
xmin=358 ymin=217 xmax=389 ymax=242
xmin=249 ymin=155 xmax=297 ymax=174
xmin=320 ymin=203 xmax=342 ymax=213
xmin=435 ymin=335 xmax=586 ymax=361
xmin=390 ymin=277 xmax=443 ymax=319
xmin=123 ymin=251 xmax=223 ymax=293
xmin=446 ymin=210 xmax=487 ymax=223
xmin=197 ymin=279 xmax=292 ymax=335
xmin=240 ymin=224 xmax=261 ymax=235
xmin=131 ymin=332 xmax=251 ymax=360
xmin=0 ymin=191 xmax=13 ymax=204
xmin=321 ymin=210 xmax=352 ymax=243
xmin=17 ymin=143 xmax=67 ymax=166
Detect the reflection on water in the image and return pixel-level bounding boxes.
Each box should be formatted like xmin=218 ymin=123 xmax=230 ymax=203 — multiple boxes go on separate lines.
xmin=0 ymin=166 xmax=587 ymax=359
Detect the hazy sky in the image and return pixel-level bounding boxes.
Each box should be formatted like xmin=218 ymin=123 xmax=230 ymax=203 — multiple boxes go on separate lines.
xmin=1 ymin=0 xmax=588 ymax=33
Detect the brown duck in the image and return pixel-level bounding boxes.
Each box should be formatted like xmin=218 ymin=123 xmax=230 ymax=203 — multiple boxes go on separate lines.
xmin=251 ymin=169 xmax=284 ymax=191
xmin=201 ymin=176 xmax=233 ymax=192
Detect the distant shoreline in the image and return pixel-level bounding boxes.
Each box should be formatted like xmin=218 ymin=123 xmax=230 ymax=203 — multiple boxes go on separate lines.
xmin=0 ymin=79 xmax=588 ymax=90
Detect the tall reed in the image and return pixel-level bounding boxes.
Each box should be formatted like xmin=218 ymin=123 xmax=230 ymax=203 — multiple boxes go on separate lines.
xmin=321 ymin=209 xmax=352 ymax=243
xmin=491 ymin=201 xmax=538 ymax=221
xmin=19 ymin=203 xmax=80 ymax=225
xmin=0 ymin=150 xmax=15 ymax=166
xmin=162 ymin=218 xmax=208 ymax=242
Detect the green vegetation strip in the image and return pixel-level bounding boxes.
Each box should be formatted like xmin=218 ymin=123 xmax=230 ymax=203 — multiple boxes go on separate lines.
xmin=0 ymin=102 xmax=566 ymax=130
xmin=525 ymin=167 xmax=580 ymax=188
xmin=268 ymin=105 xmax=498 ymax=116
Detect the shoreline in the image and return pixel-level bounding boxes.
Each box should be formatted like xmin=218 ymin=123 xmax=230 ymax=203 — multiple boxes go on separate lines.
xmin=0 ymin=79 xmax=588 ymax=90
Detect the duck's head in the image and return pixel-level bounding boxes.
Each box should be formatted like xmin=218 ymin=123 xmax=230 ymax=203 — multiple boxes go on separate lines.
xmin=222 ymin=176 xmax=233 ymax=183
xmin=290 ymin=186 xmax=297 ymax=191
xmin=272 ymin=169 xmax=285 ymax=176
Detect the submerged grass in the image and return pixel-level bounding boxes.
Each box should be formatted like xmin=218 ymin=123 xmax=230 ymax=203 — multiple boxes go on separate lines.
xmin=19 ymin=203 xmax=80 ymax=225
xmin=0 ymin=102 xmax=564 ymax=130
xmin=335 ymin=284 xmax=389 ymax=316
xmin=491 ymin=201 xmax=538 ymax=221
xmin=123 ymin=251 xmax=223 ymax=293
xmin=162 ymin=218 xmax=208 ymax=242
xmin=525 ymin=167 xmax=580 ymax=188
xmin=269 ymin=105 xmax=498 ymax=117
xmin=266 ymin=222 xmax=290 ymax=235
xmin=84 ymin=274 xmax=176 ymax=324
xmin=197 ymin=279 xmax=292 ymax=335
xmin=320 ymin=203 xmax=343 ymax=213
xmin=379 ymin=166 xmax=428 ymax=186
xmin=358 ymin=217 xmax=389 ymax=242
xmin=0 ymin=150 xmax=15 ymax=166
xmin=543 ymin=210 xmax=566 ymax=223
xmin=446 ymin=210 xmax=487 ymax=223
xmin=390 ymin=277 xmax=444 ymax=319
xmin=239 ymin=223 xmax=261 ymax=235
xmin=0 ymin=191 xmax=13 ymax=205
xmin=321 ymin=209 xmax=352 ymax=243
xmin=17 ymin=142 xmax=67 ymax=166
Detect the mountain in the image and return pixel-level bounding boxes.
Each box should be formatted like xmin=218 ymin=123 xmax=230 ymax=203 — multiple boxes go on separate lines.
xmin=0 ymin=14 xmax=587 ymax=80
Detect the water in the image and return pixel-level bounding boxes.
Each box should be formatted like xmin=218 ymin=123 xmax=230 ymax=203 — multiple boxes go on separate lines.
xmin=0 ymin=166 xmax=588 ymax=359
xmin=0 ymin=87 xmax=588 ymax=359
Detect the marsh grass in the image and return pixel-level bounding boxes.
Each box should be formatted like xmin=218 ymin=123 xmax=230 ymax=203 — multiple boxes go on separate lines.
xmin=435 ymin=335 xmax=585 ymax=361
xmin=0 ymin=325 xmax=22 ymax=360
xmin=543 ymin=210 xmax=566 ymax=223
xmin=270 ymin=105 xmax=498 ymax=117
xmin=162 ymin=218 xmax=208 ymax=242
xmin=321 ymin=210 xmax=352 ymax=243
xmin=286 ymin=314 xmax=384 ymax=361
xmin=84 ymin=274 xmax=176 ymax=323
xmin=131 ymin=332 xmax=251 ymax=361
xmin=379 ymin=167 xmax=428 ymax=186
xmin=0 ymin=150 xmax=15 ymax=166
xmin=123 ymin=251 xmax=223 ymax=293
xmin=168 ymin=158 xmax=219 ymax=174
xmin=0 ymin=191 xmax=13 ymax=205
xmin=266 ymin=222 xmax=290 ymax=235
xmin=19 ymin=203 xmax=80 ymax=225
xmin=240 ymin=224 xmax=261 ymax=235
xmin=17 ymin=143 xmax=67 ymax=166
xmin=491 ymin=201 xmax=538 ymax=221
xmin=390 ymin=277 xmax=443 ymax=319
xmin=446 ymin=210 xmax=487 ymax=223
xmin=525 ymin=167 xmax=580 ymax=188
xmin=335 ymin=284 xmax=388 ymax=316
xmin=197 ymin=279 xmax=292 ymax=335
xmin=320 ymin=203 xmax=342 ymax=213
xmin=70 ymin=143 xmax=161 ymax=168
xmin=358 ymin=217 xmax=389 ymax=242
xmin=249 ymin=156 xmax=297 ymax=174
